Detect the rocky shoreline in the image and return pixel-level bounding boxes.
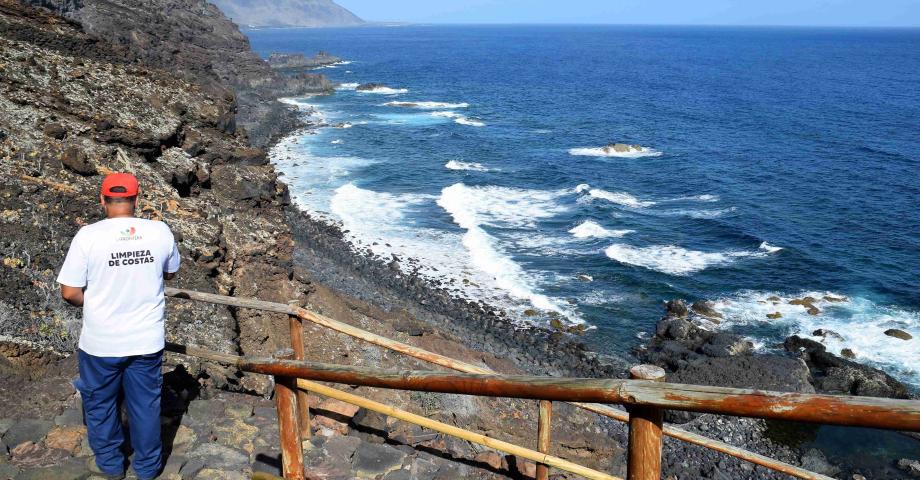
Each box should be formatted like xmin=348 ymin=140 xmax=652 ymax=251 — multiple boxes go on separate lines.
xmin=281 ymin=180 xmax=919 ymax=478
xmin=285 ymin=208 xmax=631 ymax=380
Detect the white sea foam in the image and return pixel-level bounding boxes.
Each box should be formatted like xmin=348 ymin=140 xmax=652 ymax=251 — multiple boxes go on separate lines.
xmin=658 ymin=207 xmax=737 ymax=219
xmin=437 ymin=183 xmax=574 ymax=316
xmin=440 ymin=183 xmax=567 ymax=228
xmin=383 ymin=101 xmax=470 ymax=109
xmin=455 ymin=117 xmax=486 ymax=127
xmin=710 ymin=291 xmax=919 ymax=388
xmin=271 ymin=104 xmax=581 ymax=329
xmin=665 ymin=194 xmax=721 ymax=202
xmin=358 ymin=86 xmax=409 ymax=94
xmin=569 ymin=221 xmax=634 ymax=239
xmin=604 ymin=243 xmax=780 ymax=275
xmin=335 ymin=82 xmax=360 ymax=90
xmin=314 ymin=60 xmax=352 ymax=70
xmin=569 ymin=145 xmax=663 ymax=158
xmin=445 ymin=160 xmax=493 ymax=172
xmin=331 ymin=139 xmax=343 ymax=144
xmin=430 ymin=111 xmax=486 ymax=127
xmin=576 ymin=184 xmax=655 ymax=208
xmin=758 ymin=242 xmax=783 ymax=254
xmin=329 ymin=184 xmax=434 ymax=233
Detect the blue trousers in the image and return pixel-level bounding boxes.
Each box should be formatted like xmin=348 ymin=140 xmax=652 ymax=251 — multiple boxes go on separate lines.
xmin=76 ymin=349 xmax=163 ymax=479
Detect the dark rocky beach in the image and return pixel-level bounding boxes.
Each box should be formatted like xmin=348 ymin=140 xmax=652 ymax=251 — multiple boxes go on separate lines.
xmin=0 ymin=0 xmax=917 ymax=478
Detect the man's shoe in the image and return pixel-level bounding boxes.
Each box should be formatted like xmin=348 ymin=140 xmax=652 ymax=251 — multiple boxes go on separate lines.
xmin=85 ymin=456 xmax=126 ymax=480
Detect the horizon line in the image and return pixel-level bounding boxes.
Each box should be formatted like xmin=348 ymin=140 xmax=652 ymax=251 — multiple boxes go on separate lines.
xmin=248 ymin=21 xmax=920 ymax=30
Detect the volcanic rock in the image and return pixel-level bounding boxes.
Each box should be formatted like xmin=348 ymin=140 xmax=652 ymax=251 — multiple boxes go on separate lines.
xmin=41 ymin=123 xmax=66 ymax=140
xmin=884 ymin=328 xmax=912 ymax=340
xmin=691 ymin=301 xmax=723 ymax=320
xmin=60 ymin=146 xmax=95 ymax=175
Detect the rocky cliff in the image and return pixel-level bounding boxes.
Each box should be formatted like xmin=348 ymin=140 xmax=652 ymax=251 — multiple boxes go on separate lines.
xmin=0 ymin=0 xmax=311 ymax=394
xmin=210 ymin=0 xmax=364 ymax=28
xmin=18 ymin=0 xmax=334 ymax=147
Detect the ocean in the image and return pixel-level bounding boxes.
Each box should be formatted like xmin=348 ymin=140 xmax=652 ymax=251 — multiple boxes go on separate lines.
xmin=246 ymin=25 xmax=920 ymax=389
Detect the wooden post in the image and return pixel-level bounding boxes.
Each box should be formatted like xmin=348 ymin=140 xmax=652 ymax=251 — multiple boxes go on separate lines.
xmin=536 ymin=400 xmax=553 ymax=480
xmin=274 ymin=350 xmax=305 ymax=480
xmin=289 ymin=314 xmax=311 ymax=439
xmin=626 ymin=365 xmax=666 ymax=480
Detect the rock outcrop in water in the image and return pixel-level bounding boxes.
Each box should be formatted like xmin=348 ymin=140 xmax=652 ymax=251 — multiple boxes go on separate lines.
xmin=355 ymin=82 xmax=388 ymax=91
xmin=268 ymin=51 xmax=342 ymax=72
xmin=604 ymin=143 xmax=644 ymax=154
xmin=642 ymin=299 xmax=911 ymax=400
xmin=210 ymin=0 xmax=364 ymax=28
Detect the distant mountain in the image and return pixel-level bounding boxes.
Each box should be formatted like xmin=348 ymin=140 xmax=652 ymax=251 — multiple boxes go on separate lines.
xmin=209 ymin=0 xmax=363 ymax=28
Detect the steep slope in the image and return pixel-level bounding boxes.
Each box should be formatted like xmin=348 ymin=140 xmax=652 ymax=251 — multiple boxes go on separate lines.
xmin=210 ymin=0 xmax=363 ymax=28
xmin=20 ymin=0 xmax=334 ymax=146
xmin=0 ymin=0 xmax=311 ymax=393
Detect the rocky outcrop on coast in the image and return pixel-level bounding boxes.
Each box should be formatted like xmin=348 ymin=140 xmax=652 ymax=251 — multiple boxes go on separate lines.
xmin=636 ymin=299 xmax=916 ymax=478
xmin=640 ymin=300 xmax=911 ymax=401
xmin=268 ymin=51 xmax=343 ymax=72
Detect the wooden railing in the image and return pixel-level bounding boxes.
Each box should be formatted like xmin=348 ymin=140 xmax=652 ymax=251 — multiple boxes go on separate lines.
xmin=164 ymin=288 xmax=920 ymax=480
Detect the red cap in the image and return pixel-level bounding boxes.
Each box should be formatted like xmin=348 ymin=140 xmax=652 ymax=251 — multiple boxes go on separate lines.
xmin=101 ymin=173 xmax=139 ymax=197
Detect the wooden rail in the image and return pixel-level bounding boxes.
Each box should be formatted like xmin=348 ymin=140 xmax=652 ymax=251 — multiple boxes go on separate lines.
xmin=165 ymin=288 xmax=920 ymax=479
xmin=295 ymin=378 xmax=618 ymax=480
xmin=165 ymin=343 xmax=920 ymax=431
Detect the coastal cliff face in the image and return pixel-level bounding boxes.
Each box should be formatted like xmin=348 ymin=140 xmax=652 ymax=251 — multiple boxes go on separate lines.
xmin=0 ymin=0 xmax=310 ymax=392
xmin=210 ymin=0 xmax=364 ymax=28
xmin=18 ymin=0 xmax=334 ymax=147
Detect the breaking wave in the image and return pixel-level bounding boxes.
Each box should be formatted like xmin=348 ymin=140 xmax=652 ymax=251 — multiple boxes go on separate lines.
xmin=710 ymin=291 xmax=919 ymax=387
xmin=445 ymin=160 xmax=493 ymax=172
xmin=437 ymin=183 xmax=575 ymax=317
xmin=604 ymin=242 xmax=781 ymax=275
xmin=335 ymin=82 xmax=360 ymax=90
xmin=576 ymin=184 xmax=655 ymax=208
xmin=430 ymin=111 xmax=486 ymax=127
xmin=358 ymin=85 xmax=409 ymax=94
xmin=569 ymin=221 xmax=634 ymax=239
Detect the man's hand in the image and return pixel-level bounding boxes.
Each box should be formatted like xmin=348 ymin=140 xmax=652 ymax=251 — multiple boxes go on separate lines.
xmin=164 ymin=271 xmax=176 ymax=281
xmin=60 ymin=285 xmax=84 ymax=306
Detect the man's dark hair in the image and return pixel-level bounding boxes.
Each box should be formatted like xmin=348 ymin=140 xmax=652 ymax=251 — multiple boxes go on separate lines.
xmin=103 ymin=186 xmax=137 ymax=204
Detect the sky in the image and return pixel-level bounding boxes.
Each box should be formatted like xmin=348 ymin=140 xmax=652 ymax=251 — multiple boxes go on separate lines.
xmin=337 ymin=0 xmax=920 ymax=28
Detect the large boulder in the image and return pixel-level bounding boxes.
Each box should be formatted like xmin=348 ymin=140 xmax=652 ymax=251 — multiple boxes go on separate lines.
xmin=884 ymin=328 xmax=913 ymax=341
xmin=42 ymin=122 xmax=67 ymax=140
xmin=60 ymin=146 xmax=95 ymax=175
xmin=691 ymin=301 xmax=723 ymax=320
xmin=664 ymin=299 xmax=689 ymax=318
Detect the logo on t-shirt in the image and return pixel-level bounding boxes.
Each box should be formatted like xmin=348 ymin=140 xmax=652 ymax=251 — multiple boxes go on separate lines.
xmin=117 ymin=226 xmax=142 ymax=241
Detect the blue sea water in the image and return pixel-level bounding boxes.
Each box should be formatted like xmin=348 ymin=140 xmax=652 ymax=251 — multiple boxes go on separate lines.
xmin=246 ymin=25 xmax=920 ymax=388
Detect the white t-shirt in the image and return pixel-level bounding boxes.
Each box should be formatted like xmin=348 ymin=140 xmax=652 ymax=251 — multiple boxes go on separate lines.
xmin=57 ymin=217 xmax=180 ymax=357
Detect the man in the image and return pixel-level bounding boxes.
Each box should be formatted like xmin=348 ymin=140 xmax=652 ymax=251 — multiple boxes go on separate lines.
xmin=57 ymin=172 xmax=180 ymax=480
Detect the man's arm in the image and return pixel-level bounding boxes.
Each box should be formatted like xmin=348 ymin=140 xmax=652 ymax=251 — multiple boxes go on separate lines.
xmin=57 ymin=228 xmax=88 ymax=307
xmin=60 ymin=285 xmax=84 ymax=306
xmin=163 ymin=228 xmax=180 ymax=282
